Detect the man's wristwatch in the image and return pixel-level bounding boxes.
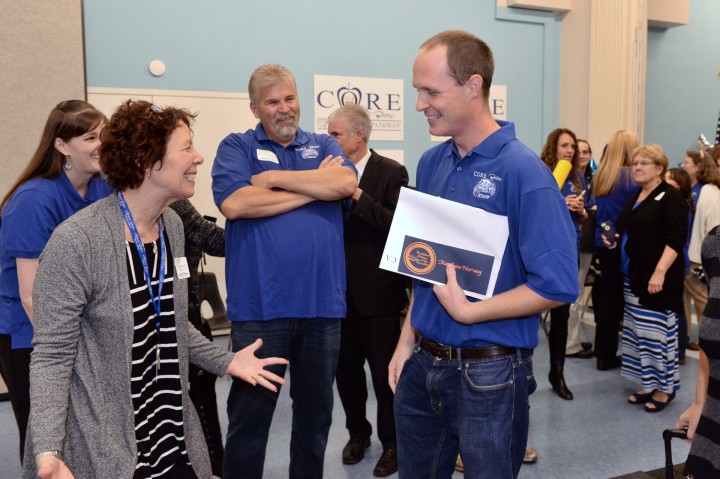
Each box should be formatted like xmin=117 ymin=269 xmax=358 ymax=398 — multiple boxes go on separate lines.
xmin=36 ymin=450 xmax=63 ymax=462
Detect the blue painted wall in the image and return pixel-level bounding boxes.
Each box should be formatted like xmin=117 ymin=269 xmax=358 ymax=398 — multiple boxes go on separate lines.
xmin=645 ymin=0 xmax=720 ymax=166
xmin=84 ymin=1 xmax=719 ymax=178
xmin=83 ymin=0 xmax=555 ymax=181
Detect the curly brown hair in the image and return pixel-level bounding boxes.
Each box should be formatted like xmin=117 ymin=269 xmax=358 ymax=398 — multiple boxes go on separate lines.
xmin=540 ymin=128 xmax=582 ymax=193
xmin=100 ymin=100 xmax=197 ymax=190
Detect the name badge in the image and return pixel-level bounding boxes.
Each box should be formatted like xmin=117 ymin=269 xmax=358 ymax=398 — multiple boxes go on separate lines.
xmin=174 ymin=257 xmax=191 ymax=279
xmin=257 ymin=149 xmax=279 ymax=164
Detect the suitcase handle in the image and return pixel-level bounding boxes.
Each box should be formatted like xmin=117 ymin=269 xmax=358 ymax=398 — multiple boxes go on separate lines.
xmin=663 ymin=428 xmax=688 ymax=441
xmin=663 ymin=428 xmax=688 ymax=479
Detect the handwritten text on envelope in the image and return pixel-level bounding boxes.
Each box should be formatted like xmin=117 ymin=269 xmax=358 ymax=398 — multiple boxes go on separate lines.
xmin=380 ymin=188 xmax=509 ymax=299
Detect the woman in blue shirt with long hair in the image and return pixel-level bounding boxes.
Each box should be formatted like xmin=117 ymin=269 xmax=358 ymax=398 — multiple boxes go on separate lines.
xmin=591 ymin=130 xmax=640 ymax=371
xmin=0 ymin=100 xmax=113 ymax=463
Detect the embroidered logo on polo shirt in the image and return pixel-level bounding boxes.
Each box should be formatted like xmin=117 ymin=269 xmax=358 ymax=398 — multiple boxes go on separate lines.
xmin=472 ymin=171 xmax=501 ymax=199
xmin=296 ymin=145 xmax=320 ymax=160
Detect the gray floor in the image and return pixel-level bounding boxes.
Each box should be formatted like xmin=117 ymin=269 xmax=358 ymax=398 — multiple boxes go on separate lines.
xmin=0 ymin=312 xmax=696 ymax=479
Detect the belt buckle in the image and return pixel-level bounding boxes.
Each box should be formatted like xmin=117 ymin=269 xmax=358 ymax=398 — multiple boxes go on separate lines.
xmin=438 ymin=344 xmax=452 ymax=361
xmin=437 ymin=343 xmax=452 ymax=360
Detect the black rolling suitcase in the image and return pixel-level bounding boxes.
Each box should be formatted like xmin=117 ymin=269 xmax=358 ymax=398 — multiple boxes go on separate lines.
xmin=662 ymin=428 xmax=688 ymax=479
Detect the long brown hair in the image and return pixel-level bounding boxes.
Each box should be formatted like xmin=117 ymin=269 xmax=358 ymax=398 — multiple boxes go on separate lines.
xmin=1 ymin=100 xmax=106 ymax=211
xmin=592 ymin=130 xmax=639 ymax=197
xmin=666 ymin=168 xmax=695 ymax=213
xmin=540 ymin=128 xmax=582 ymax=194
xmin=686 ymin=150 xmax=720 ymax=187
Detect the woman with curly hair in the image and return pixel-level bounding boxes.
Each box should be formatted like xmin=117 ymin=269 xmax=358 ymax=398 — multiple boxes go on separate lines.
xmin=23 ymin=100 xmax=287 ymax=479
xmin=539 ymin=127 xmax=589 ymax=400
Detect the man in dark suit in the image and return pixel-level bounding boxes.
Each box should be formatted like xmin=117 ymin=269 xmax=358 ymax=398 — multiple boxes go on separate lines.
xmin=328 ymin=105 xmax=409 ymax=477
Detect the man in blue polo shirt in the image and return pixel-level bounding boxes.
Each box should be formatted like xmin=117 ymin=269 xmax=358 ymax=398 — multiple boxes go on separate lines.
xmin=387 ymin=31 xmax=578 ymax=478
xmin=211 ymin=64 xmax=357 ymax=479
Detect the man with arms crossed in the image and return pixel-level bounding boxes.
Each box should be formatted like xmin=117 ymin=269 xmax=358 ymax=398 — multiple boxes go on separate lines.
xmin=327 ymin=105 xmax=409 ymax=477
xmin=212 ymin=64 xmax=356 ymax=479
xmin=388 ymin=31 xmax=578 ymax=478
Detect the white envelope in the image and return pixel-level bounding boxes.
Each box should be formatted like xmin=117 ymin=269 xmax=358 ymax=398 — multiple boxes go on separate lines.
xmin=380 ymin=187 xmax=509 ymax=299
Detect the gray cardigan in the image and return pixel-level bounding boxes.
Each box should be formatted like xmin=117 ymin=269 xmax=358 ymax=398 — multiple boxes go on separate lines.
xmin=23 ymin=193 xmax=234 ymax=479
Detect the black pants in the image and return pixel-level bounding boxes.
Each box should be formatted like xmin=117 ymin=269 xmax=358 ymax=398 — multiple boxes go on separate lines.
xmin=188 ymin=305 xmax=224 ymax=477
xmin=336 ymin=296 xmax=401 ymax=449
xmin=593 ymin=248 xmax=624 ymax=360
xmin=548 ymin=304 xmax=570 ymax=370
xmin=0 ymin=334 xmax=31 ymax=463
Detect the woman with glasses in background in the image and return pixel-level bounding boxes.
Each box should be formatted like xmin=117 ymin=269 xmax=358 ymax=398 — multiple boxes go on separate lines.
xmin=607 ymin=145 xmax=687 ymax=413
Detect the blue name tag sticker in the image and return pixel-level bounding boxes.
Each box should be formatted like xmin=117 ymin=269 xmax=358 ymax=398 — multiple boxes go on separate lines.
xmin=398 ymin=235 xmax=495 ymax=296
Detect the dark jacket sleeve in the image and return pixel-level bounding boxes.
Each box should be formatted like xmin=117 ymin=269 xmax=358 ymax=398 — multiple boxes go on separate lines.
xmin=352 ymin=155 xmax=409 ymax=234
xmin=170 ymin=199 xmax=225 ymax=258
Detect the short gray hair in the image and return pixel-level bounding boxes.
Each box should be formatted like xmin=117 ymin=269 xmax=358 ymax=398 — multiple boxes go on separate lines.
xmin=328 ymin=105 xmax=372 ymax=143
xmin=248 ymin=64 xmax=296 ymax=105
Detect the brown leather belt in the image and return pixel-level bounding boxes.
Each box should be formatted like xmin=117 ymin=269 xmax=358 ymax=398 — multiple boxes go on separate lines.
xmin=419 ymin=338 xmax=517 ymax=360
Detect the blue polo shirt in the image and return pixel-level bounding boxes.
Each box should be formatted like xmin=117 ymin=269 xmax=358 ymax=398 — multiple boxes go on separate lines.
xmin=212 ymin=124 xmax=356 ymax=322
xmin=0 ymin=172 xmax=113 ymax=348
xmin=411 ymin=121 xmax=578 ymax=349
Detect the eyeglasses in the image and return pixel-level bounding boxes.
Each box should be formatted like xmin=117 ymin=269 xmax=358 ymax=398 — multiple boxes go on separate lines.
xmin=632 ymin=160 xmax=655 ymax=167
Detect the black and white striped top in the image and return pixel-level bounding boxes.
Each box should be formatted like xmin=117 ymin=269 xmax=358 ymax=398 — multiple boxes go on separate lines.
xmin=126 ymin=235 xmax=189 ymax=478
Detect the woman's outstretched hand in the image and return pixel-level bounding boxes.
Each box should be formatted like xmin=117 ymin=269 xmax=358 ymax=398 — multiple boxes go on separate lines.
xmin=226 ymin=338 xmax=288 ymax=392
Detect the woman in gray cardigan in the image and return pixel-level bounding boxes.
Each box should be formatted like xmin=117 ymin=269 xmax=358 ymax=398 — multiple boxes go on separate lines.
xmin=24 ymin=100 xmax=286 ymax=479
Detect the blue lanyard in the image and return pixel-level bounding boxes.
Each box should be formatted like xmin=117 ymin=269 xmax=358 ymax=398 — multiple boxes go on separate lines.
xmin=118 ymin=192 xmax=166 ymax=322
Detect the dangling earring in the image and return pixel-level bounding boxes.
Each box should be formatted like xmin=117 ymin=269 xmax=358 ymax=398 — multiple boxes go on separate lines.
xmin=64 ymin=158 xmax=72 ymax=170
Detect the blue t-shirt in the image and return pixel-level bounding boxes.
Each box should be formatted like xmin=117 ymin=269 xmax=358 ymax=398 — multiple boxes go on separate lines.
xmin=411 ymin=121 xmax=578 ymax=349
xmin=211 ymin=124 xmax=356 ymax=322
xmin=691 ymin=182 xmax=703 ymax=206
xmin=594 ymin=168 xmax=639 ymax=248
xmin=560 ymin=172 xmax=594 ymax=260
xmin=0 ymin=172 xmax=113 ymax=348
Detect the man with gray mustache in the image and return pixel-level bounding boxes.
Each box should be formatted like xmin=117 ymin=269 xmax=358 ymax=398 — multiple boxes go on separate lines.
xmin=212 ymin=63 xmax=357 ymax=479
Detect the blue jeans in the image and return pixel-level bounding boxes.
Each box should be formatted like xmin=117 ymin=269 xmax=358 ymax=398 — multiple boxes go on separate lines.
xmin=394 ymin=342 xmax=536 ymax=479
xmin=224 ymin=318 xmax=341 ymax=479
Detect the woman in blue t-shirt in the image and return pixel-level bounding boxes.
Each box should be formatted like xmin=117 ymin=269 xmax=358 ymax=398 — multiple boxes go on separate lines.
xmin=565 ymin=138 xmax=597 ymax=359
xmin=0 ymin=100 xmax=113 ymax=463
xmin=539 ymin=127 xmax=587 ymax=401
